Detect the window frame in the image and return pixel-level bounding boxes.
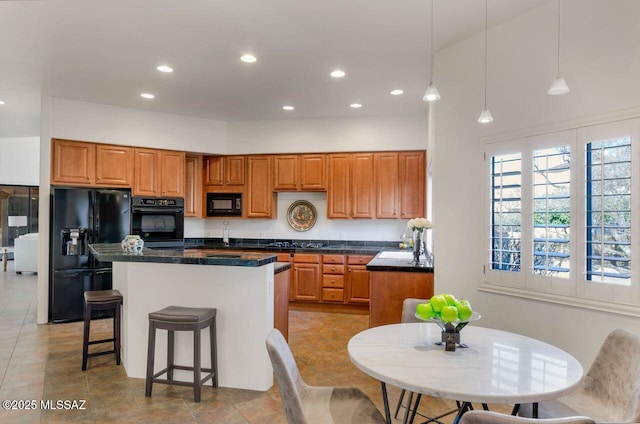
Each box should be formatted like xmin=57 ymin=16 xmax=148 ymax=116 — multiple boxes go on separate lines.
xmin=481 ymin=118 xmax=640 ymax=315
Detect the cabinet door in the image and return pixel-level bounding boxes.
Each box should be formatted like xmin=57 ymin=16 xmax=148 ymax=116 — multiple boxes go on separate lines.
xmin=400 ymin=151 xmax=426 ymax=218
xmin=204 ymin=156 xmax=224 ymax=186
xmin=224 ymin=156 xmax=246 ymax=186
xmin=95 ymin=144 xmax=133 ymax=187
xmin=185 ymin=155 xmax=203 ymax=217
xmin=293 ymin=263 xmax=321 ymax=301
xmin=347 ymin=265 xmax=370 ymax=304
xmin=327 ymin=154 xmax=350 ymax=218
xmin=160 ymin=150 xmax=185 ymax=197
xmin=374 ymin=152 xmax=399 ymax=218
xmin=350 ymin=153 xmax=374 ymax=218
xmin=274 ymin=155 xmax=298 ymax=191
xmin=246 ymin=156 xmax=275 ymax=218
xmin=133 ymin=148 xmax=159 ymax=196
xmin=51 ymin=139 xmax=95 ymax=185
xmin=299 ymin=154 xmax=326 ymax=191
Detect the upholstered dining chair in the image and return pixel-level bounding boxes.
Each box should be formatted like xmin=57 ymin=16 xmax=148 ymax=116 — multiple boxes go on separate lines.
xmin=265 ymin=328 xmax=386 ymax=424
xmin=393 ymin=298 xmax=459 ymax=424
xmin=460 ymin=410 xmax=595 ymax=424
xmin=519 ymin=328 xmax=640 ymax=423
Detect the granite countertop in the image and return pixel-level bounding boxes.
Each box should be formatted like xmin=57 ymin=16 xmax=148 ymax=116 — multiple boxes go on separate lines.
xmin=366 ymin=250 xmax=434 ymax=273
xmin=184 ymin=238 xmax=389 ymax=256
xmin=89 ymin=244 xmax=278 ymax=267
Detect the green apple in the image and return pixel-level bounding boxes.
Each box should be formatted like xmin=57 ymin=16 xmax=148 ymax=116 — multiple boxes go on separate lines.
xmin=440 ymin=305 xmax=459 ymax=323
xmin=457 ymin=303 xmax=473 ymax=321
xmin=416 ymin=303 xmax=436 ymax=320
xmin=443 ymin=294 xmax=458 ymax=306
xmin=429 ymin=294 xmax=447 ymax=312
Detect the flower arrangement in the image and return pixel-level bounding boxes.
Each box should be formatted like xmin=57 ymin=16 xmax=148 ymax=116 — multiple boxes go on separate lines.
xmin=407 ymin=218 xmax=432 ymax=231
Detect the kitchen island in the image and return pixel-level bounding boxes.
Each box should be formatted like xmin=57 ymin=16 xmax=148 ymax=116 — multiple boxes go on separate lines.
xmin=89 ymin=244 xmax=281 ymax=392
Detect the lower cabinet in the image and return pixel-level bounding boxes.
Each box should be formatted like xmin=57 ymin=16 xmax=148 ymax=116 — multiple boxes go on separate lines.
xmin=292 ymin=253 xmax=321 ymax=301
xmin=322 ymin=254 xmax=345 ymax=302
xmin=274 ymin=266 xmax=290 ymax=341
xmin=369 ymin=271 xmax=434 ymax=328
xmin=346 ymin=255 xmax=374 ymax=304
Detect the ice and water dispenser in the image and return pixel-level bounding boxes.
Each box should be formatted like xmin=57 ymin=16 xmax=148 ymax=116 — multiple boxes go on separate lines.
xmin=61 ymin=228 xmax=87 ymax=256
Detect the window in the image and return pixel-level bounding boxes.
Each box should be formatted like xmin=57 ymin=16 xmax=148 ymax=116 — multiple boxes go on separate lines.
xmin=483 ymin=119 xmax=640 ymax=311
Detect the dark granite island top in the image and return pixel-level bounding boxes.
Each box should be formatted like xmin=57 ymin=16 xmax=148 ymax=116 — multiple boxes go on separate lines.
xmin=89 ymin=244 xmax=277 ymax=267
xmin=367 ymin=250 xmax=434 ymax=273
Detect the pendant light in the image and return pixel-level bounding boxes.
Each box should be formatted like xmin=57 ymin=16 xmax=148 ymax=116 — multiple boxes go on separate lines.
xmin=477 ymin=0 xmax=493 ymax=123
xmin=423 ymin=0 xmax=441 ymax=102
xmin=548 ymin=0 xmax=569 ymax=95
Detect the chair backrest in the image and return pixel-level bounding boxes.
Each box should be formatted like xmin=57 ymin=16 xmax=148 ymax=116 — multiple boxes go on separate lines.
xmin=266 ymin=328 xmax=309 ymax=424
xmin=459 ymin=410 xmax=595 ymax=424
xmin=581 ymin=328 xmax=640 ymax=422
xmin=402 ymin=298 xmax=429 ymax=323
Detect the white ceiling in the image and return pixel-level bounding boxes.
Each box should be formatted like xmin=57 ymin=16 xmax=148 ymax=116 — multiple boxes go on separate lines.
xmin=0 ymin=0 xmax=550 ymax=138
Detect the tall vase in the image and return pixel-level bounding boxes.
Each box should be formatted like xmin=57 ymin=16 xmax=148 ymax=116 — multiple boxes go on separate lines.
xmin=412 ymin=229 xmax=423 ymax=264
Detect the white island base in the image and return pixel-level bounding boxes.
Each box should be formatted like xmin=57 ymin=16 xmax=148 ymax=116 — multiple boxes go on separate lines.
xmin=112 ymin=261 xmax=275 ymax=391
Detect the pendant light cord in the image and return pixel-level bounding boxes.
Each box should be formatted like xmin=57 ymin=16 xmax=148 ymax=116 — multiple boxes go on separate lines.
xmin=483 ymin=0 xmax=488 ymax=109
xmin=430 ymin=0 xmax=434 ymax=81
xmin=556 ymin=0 xmax=561 ymax=76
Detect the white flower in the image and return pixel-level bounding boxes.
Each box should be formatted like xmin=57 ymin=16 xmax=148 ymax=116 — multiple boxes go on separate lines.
xmin=407 ymin=217 xmax=432 ymax=231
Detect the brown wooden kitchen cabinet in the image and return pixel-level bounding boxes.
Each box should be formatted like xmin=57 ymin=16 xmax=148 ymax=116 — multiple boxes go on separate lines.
xmin=133 ymin=148 xmax=185 ymax=197
xmin=52 ymin=139 xmax=95 ymax=185
xmin=274 ymin=154 xmax=326 ymax=191
xmin=292 ymin=253 xmax=321 ymax=301
xmin=346 ymin=255 xmax=374 ymax=304
xmin=327 ymin=153 xmax=374 ymax=219
xmin=321 ymin=254 xmax=345 ymax=302
xmin=246 ymin=155 xmax=276 ymax=218
xmin=327 ymin=154 xmax=350 ymax=218
xmin=400 ymin=151 xmax=426 ymax=218
xmin=204 ymin=155 xmax=245 ymax=187
xmin=350 ymin=153 xmax=375 ymax=218
xmin=369 ymin=271 xmax=434 ymax=327
xmin=184 ymin=154 xmax=203 ymax=217
xmin=95 ymin=144 xmax=134 ymax=187
xmin=374 ymin=152 xmax=400 ymax=219
xmin=160 ymin=150 xmax=185 ymax=197
xmin=274 ymin=265 xmax=290 ymax=341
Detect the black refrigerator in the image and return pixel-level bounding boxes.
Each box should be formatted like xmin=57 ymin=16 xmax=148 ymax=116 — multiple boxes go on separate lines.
xmin=49 ymin=187 xmax=131 ymax=322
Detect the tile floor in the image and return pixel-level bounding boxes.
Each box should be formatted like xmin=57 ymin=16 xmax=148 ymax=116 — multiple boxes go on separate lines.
xmin=0 ymin=262 xmax=509 ymax=423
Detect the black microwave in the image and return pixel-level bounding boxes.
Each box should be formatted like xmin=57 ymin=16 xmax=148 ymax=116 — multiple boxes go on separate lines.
xmin=206 ymin=193 xmax=242 ymax=217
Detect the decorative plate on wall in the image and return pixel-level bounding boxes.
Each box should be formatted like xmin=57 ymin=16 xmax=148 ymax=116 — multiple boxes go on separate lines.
xmin=287 ymin=200 xmax=317 ymax=232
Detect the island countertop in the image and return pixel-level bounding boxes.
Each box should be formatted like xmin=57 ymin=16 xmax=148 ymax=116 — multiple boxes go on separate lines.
xmin=89 ymin=244 xmax=278 ymax=267
xmin=367 ymin=250 xmax=434 ymax=273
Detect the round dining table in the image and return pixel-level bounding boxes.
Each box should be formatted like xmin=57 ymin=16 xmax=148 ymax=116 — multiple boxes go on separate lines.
xmin=348 ymin=323 xmax=584 ymax=424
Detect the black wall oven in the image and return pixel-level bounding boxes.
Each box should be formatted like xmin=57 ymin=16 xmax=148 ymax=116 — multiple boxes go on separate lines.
xmin=131 ymin=197 xmax=184 ymax=249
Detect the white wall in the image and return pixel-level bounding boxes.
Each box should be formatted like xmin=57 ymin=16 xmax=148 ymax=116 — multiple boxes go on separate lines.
xmin=0 ymin=137 xmax=39 ymax=185
xmin=433 ymin=0 xmax=640 ymax=367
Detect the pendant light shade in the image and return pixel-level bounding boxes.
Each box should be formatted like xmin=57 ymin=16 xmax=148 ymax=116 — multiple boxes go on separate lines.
xmin=548 ymin=0 xmax=569 ymax=95
xmin=478 ymin=0 xmax=493 ymax=124
xmin=423 ymin=82 xmax=441 ymax=102
xmin=548 ymin=77 xmax=570 ymax=95
xmin=423 ymin=0 xmax=440 ymax=102
xmin=477 ymin=109 xmax=494 ymax=123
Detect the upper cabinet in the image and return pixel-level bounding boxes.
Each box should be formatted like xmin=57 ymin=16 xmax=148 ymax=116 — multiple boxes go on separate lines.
xmin=52 ymin=139 xmax=132 ymax=188
xmin=399 ymin=151 xmax=426 ymax=219
xmin=184 ymin=154 xmax=203 ymax=217
xmin=160 ymin=150 xmax=185 ymax=197
xmin=374 ymin=152 xmax=399 ymax=219
xmin=204 ymin=156 xmax=245 ymax=187
xmin=246 ymin=155 xmax=276 ymax=218
xmin=327 ymin=153 xmax=374 ymax=219
xmin=133 ymin=148 xmax=185 ymax=197
xmin=274 ymin=154 xmax=326 ymax=191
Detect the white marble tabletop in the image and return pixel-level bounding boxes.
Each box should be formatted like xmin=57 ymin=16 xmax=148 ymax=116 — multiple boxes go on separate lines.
xmin=348 ymin=323 xmax=584 ymax=405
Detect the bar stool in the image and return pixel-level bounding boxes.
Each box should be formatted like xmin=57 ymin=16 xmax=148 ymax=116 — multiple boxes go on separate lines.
xmin=82 ymin=289 xmax=123 ymax=371
xmin=145 ymin=306 xmax=218 ymax=402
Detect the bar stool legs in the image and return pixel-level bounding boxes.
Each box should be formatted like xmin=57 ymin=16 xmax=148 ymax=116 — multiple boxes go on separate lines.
xmin=145 ymin=306 xmax=218 ymax=402
xmin=82 ymin=290 xmax=123 ymax=371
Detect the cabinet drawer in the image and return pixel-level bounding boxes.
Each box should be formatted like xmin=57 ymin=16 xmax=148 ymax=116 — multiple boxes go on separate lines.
xmin=276 ymin=252 xmax=293 ymax=262
xmin=293 ymin=253 xmax=320 ymax=263
xmin=347 ymin=255 xmax=374 ymax=265
xmin=322 ymin=275 xmax=344 ymax=288
xmin=322 ymin=288 xmax=344 ymax=302
xmin=322 ymin=254 xmax=345 ymax=264
xmin=322 ymin=264 xmax=345 ymax=275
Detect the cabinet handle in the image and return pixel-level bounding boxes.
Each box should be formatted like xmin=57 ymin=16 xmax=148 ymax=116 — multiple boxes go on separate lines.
xmin=331 ymin=258 xmax=335 ymax=262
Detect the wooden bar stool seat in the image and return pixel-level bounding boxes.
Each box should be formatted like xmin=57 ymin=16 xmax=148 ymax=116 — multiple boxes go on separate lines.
xmin=82 ymin=289 xmax=123 ymax=371
xmin=145 ymin=306 xmax=218 ymax=402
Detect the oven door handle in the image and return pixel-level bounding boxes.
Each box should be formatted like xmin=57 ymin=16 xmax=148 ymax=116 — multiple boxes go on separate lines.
xmin=132 ymin=207 xmax=184 ymax=213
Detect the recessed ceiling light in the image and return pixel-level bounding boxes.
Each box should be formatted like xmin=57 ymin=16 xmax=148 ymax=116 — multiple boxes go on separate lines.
xmin=390 ymin=89 xmax=404 ymax=96
xmin=140 ymin=93 xmax=155 ymax=99
xmin=156 ymin=65 xmax=173 ymax=73
xmin=0 ymin=100 xmax=5 ymax=105
xmin=350 ymin=103 xmax=362 ymax=109
xmin=241 ymin=54 xmax=257 ymax=63
xmin=282 ymin=105 xmax=295 ymax=111
xmin=330 ymin=70 xmax=346 ymax=78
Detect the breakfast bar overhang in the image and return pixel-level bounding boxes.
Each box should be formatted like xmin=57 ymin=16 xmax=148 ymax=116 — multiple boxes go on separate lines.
xmin=89 ymin=244 xmax=278 ymax=391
